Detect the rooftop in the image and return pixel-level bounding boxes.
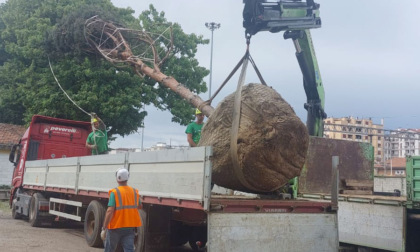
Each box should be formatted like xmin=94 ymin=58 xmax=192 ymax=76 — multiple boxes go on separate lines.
xmin=0 ymin=123 xmax=26 ymax=149
xmin=386 ymin=157 xmax=406 ymax=168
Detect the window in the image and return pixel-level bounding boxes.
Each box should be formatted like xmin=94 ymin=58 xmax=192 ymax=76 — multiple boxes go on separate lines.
xmin=343 ymin=134 xmax=346 ymax=138
xmin=395 ymin=170 xmax=405 ymax=175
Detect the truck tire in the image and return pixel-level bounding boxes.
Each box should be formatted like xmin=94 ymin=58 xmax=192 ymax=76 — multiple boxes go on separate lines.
xmin=135 ymin=209 xmax=147 ymax=252
xmin=29 ymin=193 xmax=45 ymax=227
xmin=84 ymin=200 xmax=106 ymax=247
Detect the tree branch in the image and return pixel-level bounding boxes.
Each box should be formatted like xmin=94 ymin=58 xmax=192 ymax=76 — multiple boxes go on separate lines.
xmin=84 ymin=16 xmax=213 ymax=116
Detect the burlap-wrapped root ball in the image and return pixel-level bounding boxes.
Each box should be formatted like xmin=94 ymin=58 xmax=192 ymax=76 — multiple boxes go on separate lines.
xmin=198 ymin=83 xmax=309 ymax=193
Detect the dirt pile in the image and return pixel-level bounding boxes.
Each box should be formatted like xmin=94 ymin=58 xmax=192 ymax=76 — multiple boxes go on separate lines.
xmin=199 ymin=83 xmax=309 ymax=192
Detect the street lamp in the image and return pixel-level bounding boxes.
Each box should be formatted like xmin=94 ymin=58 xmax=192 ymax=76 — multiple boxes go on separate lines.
xmin=140 ymin=123 xmax=144 ymax=152
xmin=205 ymin=22 xmax=221 ymax=99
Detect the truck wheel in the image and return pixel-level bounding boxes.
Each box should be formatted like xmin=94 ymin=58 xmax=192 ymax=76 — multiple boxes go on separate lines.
xmin=29 ymin=193 xmax=44 ymax=227
xmin=84 ymin=200 xmax=106 ymax=247
xmin=134 ymin=209 xmax=147 ymax=252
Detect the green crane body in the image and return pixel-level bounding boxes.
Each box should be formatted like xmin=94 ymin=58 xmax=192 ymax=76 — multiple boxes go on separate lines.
xmin=243 ymin=0 xmax=326 ymax=197
xmin=243 ymin=0 xmax=326 ymax=137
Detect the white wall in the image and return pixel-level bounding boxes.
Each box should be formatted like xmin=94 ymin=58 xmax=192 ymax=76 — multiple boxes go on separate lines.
xmin=0 ymin=151 xmax=13 ymax=186
xmin=374 ymin=176 xmax=406 ymax=196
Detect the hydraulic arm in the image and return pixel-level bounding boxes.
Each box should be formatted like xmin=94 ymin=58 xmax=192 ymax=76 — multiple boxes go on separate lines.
xmin=243 ymin=0 xmax=326 ymax=137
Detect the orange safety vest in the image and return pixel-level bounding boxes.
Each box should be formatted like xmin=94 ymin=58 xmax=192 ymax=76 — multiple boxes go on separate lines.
xmin=108 ymin=186 xmax=142 ymax=229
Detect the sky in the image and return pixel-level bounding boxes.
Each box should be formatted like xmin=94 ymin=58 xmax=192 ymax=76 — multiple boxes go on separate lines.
xmin=1 ymin=0 xmax=419 ymax=149
xmin=108 ymin=0 xmax=420 ymax=149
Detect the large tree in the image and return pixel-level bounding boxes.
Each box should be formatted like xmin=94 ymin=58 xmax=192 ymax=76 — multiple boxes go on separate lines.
xmin=0 ymin=0 xmax=209 ymax=137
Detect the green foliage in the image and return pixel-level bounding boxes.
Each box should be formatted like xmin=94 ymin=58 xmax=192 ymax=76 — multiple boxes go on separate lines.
xmin=136 ymin=5 xmax=209 ymax=124
xmin=0 ymin=0 xmax=209 ymax=137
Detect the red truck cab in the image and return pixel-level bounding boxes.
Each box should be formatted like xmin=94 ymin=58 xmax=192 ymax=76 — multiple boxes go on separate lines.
xmin=9 ymin=115 xmax=92 ymax=204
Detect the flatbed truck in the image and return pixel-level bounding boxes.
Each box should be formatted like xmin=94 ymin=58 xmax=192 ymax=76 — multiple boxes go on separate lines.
xmin=9 ymin=115 xmax=339 ymax=252
xmin=299 ymin=137 xmax=420 ymax=252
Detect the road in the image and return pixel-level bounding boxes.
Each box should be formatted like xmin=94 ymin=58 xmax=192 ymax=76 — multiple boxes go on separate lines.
xmin=0 ymin=201 xmax=195 ymax=252
xmin=0 ymin=201 xmax=103 ymax=252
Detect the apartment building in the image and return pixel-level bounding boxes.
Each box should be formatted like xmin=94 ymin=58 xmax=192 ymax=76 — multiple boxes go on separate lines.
xmin=323 ymin=116 xmax=384 ymax=163
xmin=384 ymin=129 xmax=420 ymax=159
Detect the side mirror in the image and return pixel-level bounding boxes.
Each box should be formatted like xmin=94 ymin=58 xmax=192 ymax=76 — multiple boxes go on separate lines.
xmin=9 ymin=144 xmax=20 ymax=166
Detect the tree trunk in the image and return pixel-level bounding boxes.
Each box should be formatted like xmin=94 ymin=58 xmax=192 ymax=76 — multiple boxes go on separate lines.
xmin=199 ymin=83 xmax=309 ymax=192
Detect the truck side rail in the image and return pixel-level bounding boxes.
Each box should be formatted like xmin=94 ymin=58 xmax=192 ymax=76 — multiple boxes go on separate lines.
xmin=22 ymin=146 xmax=213 ymax=211
xmin=299 ymin=193 xmax=406 ymax=206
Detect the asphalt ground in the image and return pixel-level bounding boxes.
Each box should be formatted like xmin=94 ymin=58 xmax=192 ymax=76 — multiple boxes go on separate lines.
xmin=0 ymin=201 xmax=196 ymax=252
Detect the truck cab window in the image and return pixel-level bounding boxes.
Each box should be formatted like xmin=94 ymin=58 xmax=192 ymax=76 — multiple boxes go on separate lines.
xmin=27 ymin=141 xmax=40 ymax=161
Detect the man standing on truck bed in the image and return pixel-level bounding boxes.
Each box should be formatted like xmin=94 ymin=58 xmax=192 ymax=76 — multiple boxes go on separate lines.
xmin=86 ymin=116 xmax=108 ymax=155
xmin=185 ymin=108 xmax=204 ymax=147
xmin=101 ymin=168 xmax=142 ymax=252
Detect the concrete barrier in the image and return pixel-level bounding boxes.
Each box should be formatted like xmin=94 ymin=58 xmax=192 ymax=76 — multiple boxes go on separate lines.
xmin=374 ymin=176 xmax=406 ymax=196
xmin=0 ymin=189 xmax=10 ymax=200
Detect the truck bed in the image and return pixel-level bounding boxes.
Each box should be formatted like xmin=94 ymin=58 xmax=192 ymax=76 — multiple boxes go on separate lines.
xmin=23 ymin=147 xmax=213 ymax=210
xmin=22 ymin=147 xmax=339 ymax=251
xmin=301 ymin=193 xmax=407 ymax=251
xmin=208 ymin=195 xmax=338 ymax=252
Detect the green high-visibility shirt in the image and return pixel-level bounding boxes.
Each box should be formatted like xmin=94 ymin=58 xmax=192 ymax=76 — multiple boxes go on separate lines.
xmin=86 ymin=129 xmax=108 ymax=155
xmin=185 ymin=122 xmax=203 ymax=144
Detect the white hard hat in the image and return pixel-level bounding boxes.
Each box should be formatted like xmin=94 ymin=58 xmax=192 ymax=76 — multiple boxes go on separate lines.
xmin=116 ymin=168 xmax=129 ymax=182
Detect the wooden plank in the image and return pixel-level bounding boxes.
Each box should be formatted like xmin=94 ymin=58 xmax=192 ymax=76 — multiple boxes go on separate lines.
xmin=341 ymin=190 xmax=373 ymax=195
xmin=345 ymin=179 xmax=373 ymax=188
xmin=346 ymin=187 xmax=373 ymax=191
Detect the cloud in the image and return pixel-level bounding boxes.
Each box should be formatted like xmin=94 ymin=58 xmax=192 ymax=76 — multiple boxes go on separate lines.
xmin=108 ymin=0 xmax=420 ymax=146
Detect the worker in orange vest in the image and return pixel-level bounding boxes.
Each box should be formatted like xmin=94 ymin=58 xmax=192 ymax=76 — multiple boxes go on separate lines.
xmin=101 ymin=168 xmax=142 ymax=252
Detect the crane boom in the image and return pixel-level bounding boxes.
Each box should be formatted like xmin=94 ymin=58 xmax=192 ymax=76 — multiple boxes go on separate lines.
xmin=243 ymin=0 xmax=326 ymax=137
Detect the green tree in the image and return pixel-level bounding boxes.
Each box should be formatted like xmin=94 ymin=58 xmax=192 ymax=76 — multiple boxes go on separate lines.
xmin=0 ymin=0 xmax=209 ymax=137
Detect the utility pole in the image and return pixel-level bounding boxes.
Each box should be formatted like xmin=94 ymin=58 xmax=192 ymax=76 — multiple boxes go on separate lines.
xmin=205 ymin=22 xmax=221 ymax=99
xmin=141 ymin=124 xmax=144 ymax=152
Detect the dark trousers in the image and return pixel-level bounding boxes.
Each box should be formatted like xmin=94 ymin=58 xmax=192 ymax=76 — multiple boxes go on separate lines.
xmin=104 ymin=228 xmax=135 ymax=252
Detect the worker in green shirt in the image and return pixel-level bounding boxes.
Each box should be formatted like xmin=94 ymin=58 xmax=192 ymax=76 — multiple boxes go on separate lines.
xmin=185 ymin=108 xmax=204 ymax=147
xmin=86 ymin=116 xmax=108 ymax=155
